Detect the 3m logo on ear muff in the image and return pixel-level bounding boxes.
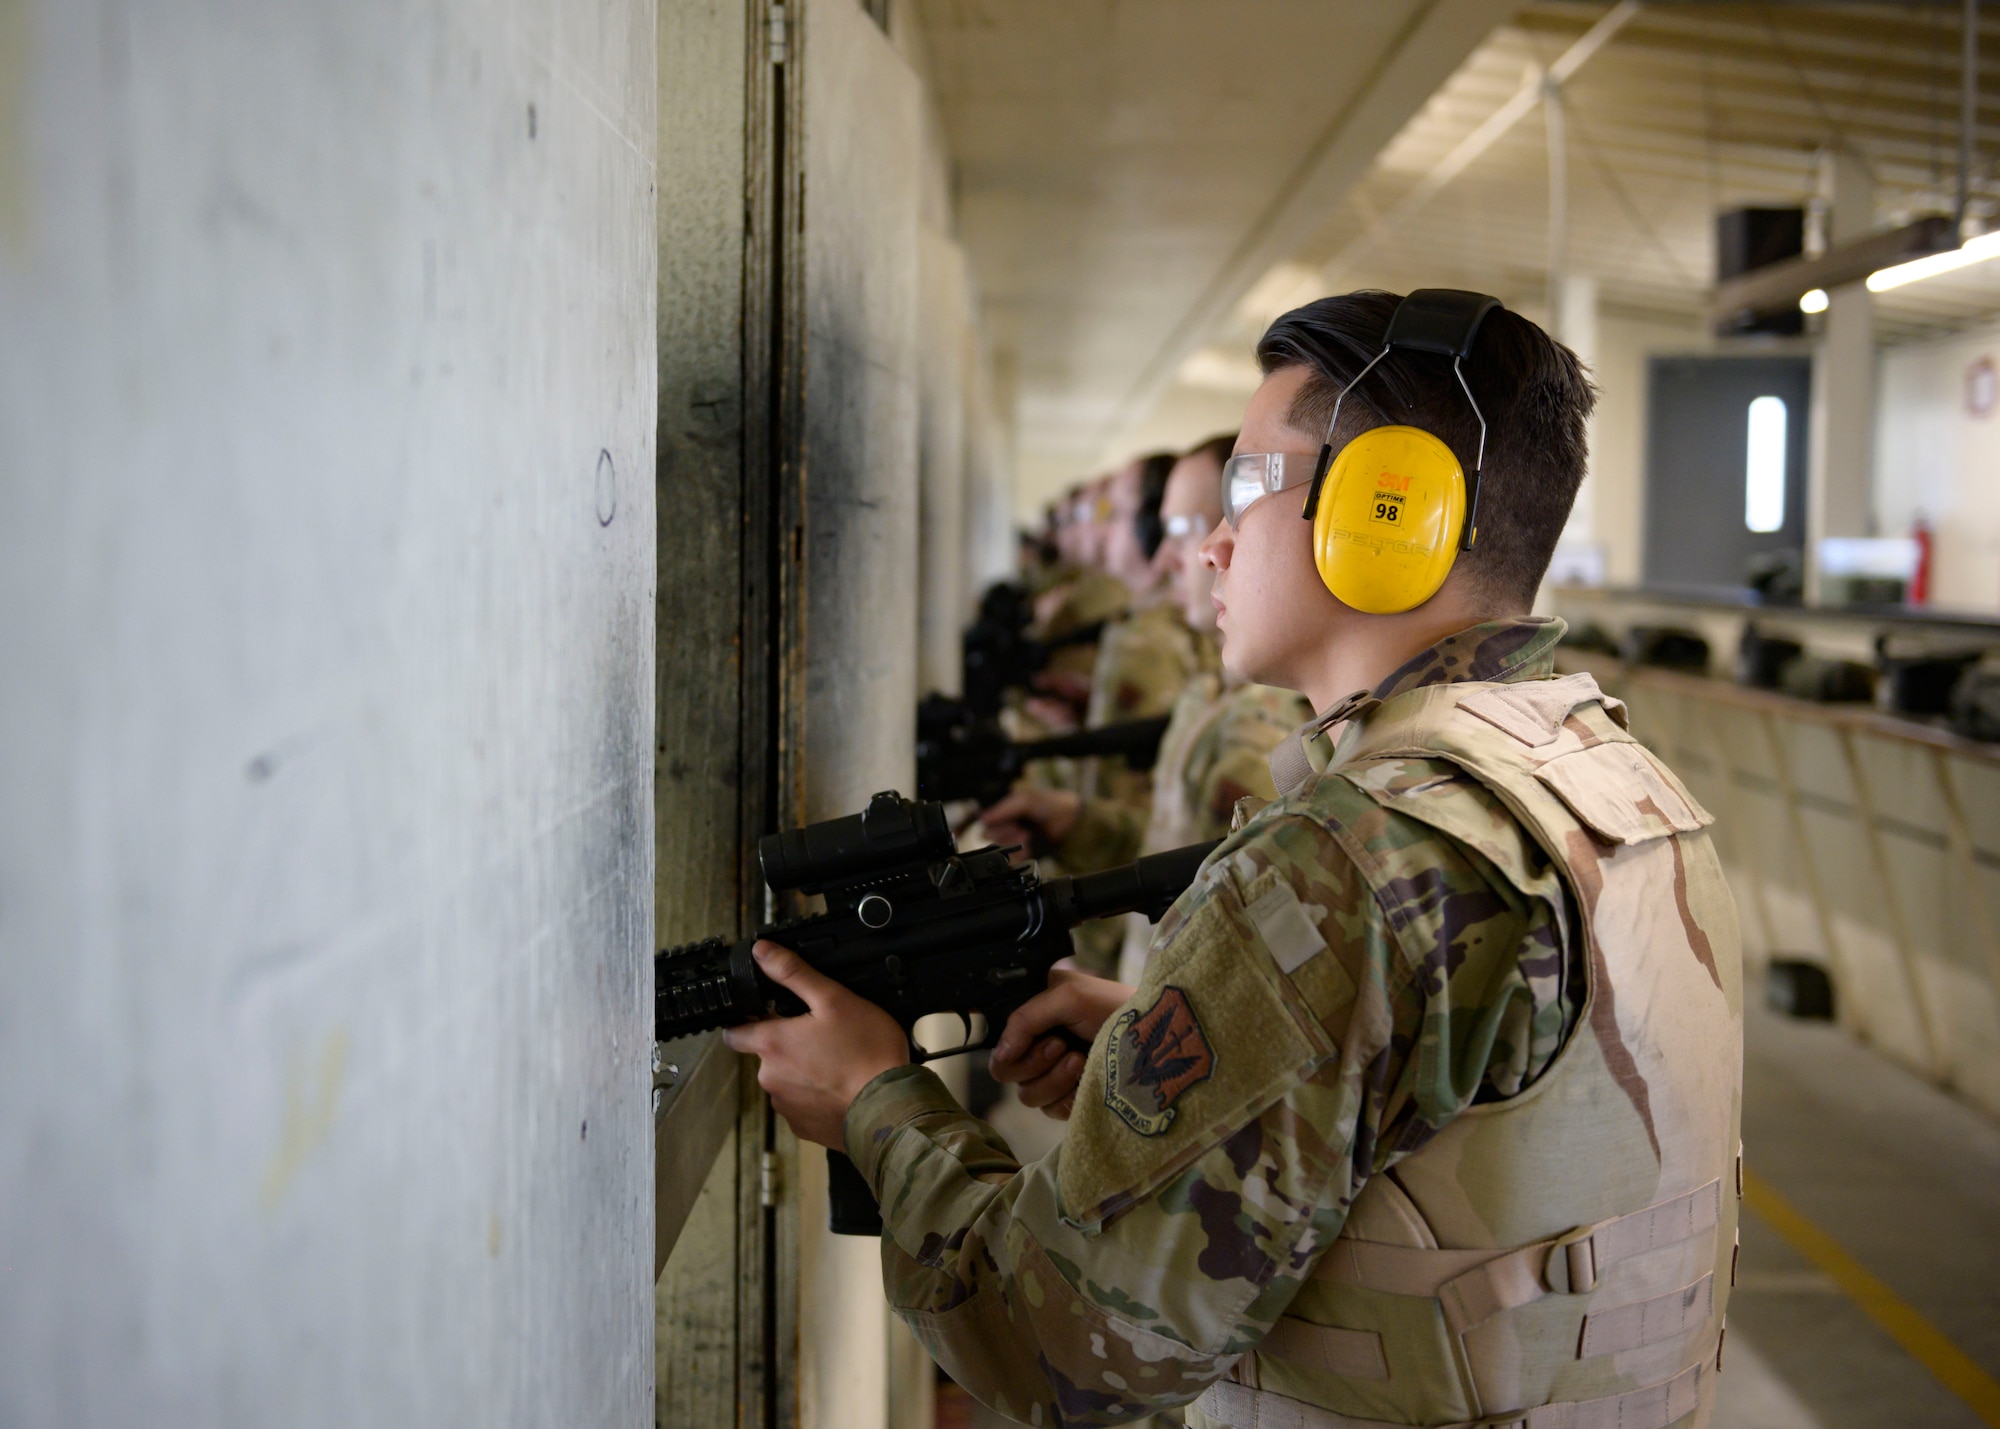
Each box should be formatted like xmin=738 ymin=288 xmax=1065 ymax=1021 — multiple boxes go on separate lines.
xmin=1367 ymin=472 xmax=1412 ymax=526
xmin=1301 ymin=290 xmax=1501 ymax=616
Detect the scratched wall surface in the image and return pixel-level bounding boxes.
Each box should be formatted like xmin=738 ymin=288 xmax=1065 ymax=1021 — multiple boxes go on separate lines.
xmin=0 ymin=2 xmax=657 ymax=1425
xmin=797 ymin=3 xmax=921 ymax=1428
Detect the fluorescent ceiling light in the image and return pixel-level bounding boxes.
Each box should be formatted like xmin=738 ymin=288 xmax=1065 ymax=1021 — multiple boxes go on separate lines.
xmin=1866 ymin=230 xmax=2000 ymax=292
xmin=1798 ymin=288 xmax=1829 ymax=314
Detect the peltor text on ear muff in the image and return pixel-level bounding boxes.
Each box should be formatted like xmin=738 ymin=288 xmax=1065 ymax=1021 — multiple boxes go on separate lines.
xmin=1300 ymin=289 xmax=1501 ymax=615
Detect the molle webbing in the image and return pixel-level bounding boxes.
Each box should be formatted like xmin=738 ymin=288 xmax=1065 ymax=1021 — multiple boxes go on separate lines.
xmin=1302 ymin=1179 xmax=1721 ymax=1334
xmin=1196 ymin=1359 xmax=1708 ymax=1429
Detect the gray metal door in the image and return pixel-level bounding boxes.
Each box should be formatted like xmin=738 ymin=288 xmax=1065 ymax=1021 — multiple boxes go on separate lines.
xmin=1644 ymin=355 xmax=1812 ymax=590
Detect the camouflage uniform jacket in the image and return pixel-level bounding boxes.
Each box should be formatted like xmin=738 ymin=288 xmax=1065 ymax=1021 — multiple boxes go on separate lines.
xmin=1038 ymin=568 xmax=1135 ymax=694
xmin=1042 ymin=567 xmax=1134 ymax=642
xmin=1060 ymin=604 xmax=1205 ymax=971
xmin=1113 ymin=674 xmax=1315 ymax=982
xmin=845 ymin=617 xmax=1588 ymax=1426
xmin=1058 ymin=624 xmax=1307 ymax=874
xmin=1060 ymin=603 xmax=1204 ymax=849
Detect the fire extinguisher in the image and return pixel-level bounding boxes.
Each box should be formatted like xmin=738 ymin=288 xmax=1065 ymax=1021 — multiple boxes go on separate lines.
xmin=1910 ymin=512 xmax=1933 ymax=606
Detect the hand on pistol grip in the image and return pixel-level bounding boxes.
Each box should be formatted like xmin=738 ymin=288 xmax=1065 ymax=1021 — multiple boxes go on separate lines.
xmin=987 ymin=969 xmax=1133 ymax=1120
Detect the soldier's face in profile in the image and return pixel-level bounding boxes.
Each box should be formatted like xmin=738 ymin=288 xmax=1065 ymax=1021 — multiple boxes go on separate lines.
xmin=1200 ymin=366 xmax=1346 ymax=697
xmin=1153 ymin=453 xmax=1224 ymax=632
xmin=1101 ymin=462 xmax=1157 ymax=591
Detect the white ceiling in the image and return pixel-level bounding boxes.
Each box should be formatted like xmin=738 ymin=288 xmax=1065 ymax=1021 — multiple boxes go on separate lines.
xmin=1272 ymin=2 xmax=2000 ymax=332
xmin=915 ymin=2 xmax=2000 ymax=513
xmin=910 ymin=0 xmax=1521 ymax=506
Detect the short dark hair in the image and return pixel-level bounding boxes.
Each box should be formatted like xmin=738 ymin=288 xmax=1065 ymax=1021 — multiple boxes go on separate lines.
xmin=1135 ymin=451 xmax=1178 ymax=558
xmin=1255 ymin=291 xmax=1595 ymax=608
xmin=1183 ymin=431 xmax=1238 ymax=468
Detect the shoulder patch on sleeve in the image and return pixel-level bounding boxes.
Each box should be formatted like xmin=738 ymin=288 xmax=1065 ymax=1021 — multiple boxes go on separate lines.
xmin=1103 ymin=986 xmax=1215 ymax=1136
xmin=1058 ymin=860 xmax=1332 ymax=1228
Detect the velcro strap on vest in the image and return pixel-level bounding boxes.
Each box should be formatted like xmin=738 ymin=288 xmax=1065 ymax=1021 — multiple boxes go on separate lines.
xmin=1312 ymin=1180 xmax=1722 ymax=1337
xmin=1194 ymin=1359 xmax=1707 ymax=1429
xmin=1257 ymin=1318 xmax=1390 ymax=1381
xmin=1578 ymin=1273 xmax=1714 ymax=1358
xmin=1268 ymin=732 xmax=1316 ymax=800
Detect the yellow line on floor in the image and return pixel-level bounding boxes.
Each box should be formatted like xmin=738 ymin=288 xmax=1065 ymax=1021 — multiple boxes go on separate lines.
xmin=1743 ymin=1169 xmax=2000 ymax=1427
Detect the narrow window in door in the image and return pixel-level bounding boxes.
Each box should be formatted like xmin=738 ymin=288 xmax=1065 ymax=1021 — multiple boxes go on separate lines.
xmin=1745 ymin=395 xmax=1788 ymax=533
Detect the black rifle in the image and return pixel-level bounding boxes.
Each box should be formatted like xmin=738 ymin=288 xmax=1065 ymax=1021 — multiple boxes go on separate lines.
xmin=961 ymin=617 xmax=1107 ymax=719
xmin=916 ymin=704 xmax=1173 ymax=807
xmin=655 ymin=790 xmax=1217 ymax=1234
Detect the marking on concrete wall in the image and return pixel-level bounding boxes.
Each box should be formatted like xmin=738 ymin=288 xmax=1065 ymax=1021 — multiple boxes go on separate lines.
xmin=260 ymin=1030 xmax=351 ymax=1213
xmin=1744 ymin=1169 xmax=2000 ymax=1425
xmin=596 ymin=449 xmax=617 ymax=526
xmin=0 ymin=0 xmax=29 ymax=263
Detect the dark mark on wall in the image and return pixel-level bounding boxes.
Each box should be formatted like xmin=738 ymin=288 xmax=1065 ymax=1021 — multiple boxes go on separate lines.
xmin=595 ymin=449 xmax=616 ymax=526
xmin=527 ymin=102 xmax=537 ymax=140
xmin=246 ymin=755 xmax=276 ymax=783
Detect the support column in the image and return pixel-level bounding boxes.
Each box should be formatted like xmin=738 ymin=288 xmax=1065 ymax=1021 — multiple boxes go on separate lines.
xmin=798 ymin=5 xmax=923 ymax=1428
xmin=918 ymin=230 xmax=970 ymax=696
xmin=1807 ymin=148 xmax=1877 ymax=599
xmin=1545 ymin=76 xmax=1570 ymax=339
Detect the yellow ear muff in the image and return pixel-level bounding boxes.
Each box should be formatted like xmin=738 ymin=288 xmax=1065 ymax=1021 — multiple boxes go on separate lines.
xmin=1310 ymin=425 xmax=1466 ymax=614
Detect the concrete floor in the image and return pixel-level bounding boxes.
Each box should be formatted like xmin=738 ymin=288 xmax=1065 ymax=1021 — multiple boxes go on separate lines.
xmin=1714 ymin=1001 xmax=2000 ymax=1429
xmin=946 ymin=999 xmax=2000 ymax=1428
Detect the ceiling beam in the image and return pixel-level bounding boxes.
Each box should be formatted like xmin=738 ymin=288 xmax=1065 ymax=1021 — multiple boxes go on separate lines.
xmin=1321 ymin=0 xmax=1645 ymax=286
xmin=1712 ymin=215 xmax=1957 ymax=321
xmin=1087 ymin=0 xmax=1521 ymax=459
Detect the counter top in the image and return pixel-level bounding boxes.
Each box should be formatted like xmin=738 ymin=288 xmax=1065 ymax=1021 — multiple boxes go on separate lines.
xmin=1547 ymin=584 xmax=2000 ymax=640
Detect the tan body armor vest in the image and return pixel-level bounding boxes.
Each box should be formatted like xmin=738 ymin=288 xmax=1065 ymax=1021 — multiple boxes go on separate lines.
xmin=1195 ymin=673 xmax=1744 ymax=1429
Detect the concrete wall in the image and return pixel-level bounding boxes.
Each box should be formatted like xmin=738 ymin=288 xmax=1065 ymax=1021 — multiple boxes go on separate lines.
xmin=897 ymin=0 xmax=1012 ymax=697
xmin=1874 ymin=318 xmax=2000 ymax=612
xmin=797 ymin=2 xmax=923 ymax=1427
xmin=1566 ymin=310 xmax=2000 ymax=613
xmin=0 ymin=3 xmax=657 ymax=1424
xmin=1565 ymin=309 xmax=1710 ymax=589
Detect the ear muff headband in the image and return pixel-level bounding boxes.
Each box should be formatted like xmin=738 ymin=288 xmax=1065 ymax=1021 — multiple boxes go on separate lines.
xmin=1299 ymin=290 xmax=1501 ymax=614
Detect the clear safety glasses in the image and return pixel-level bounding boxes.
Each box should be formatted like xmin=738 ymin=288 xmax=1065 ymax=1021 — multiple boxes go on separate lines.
xmin=1221 ymin=451 xmax=1322 ymax=528
xmin=1160 ymin=512 xmax=1211 ymax=542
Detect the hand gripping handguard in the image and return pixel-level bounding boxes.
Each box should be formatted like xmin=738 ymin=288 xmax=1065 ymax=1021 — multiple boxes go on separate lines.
xmin=655 ymin=790 xmax=1218 ymax=1233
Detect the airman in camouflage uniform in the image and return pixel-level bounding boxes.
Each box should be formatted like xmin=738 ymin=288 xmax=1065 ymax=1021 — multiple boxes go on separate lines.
xmin=728 ymin=294 xmax=1741 ymax=1429
xmin=1041 ymin=455 xmax=1195 ymax=968
xmin=834 ymin=617 xmax=1740 ymax=1426
xmin=1018 ymin=565 xmax=1132 ymax=740
xmin=987 ymin=442 xmax=1254 ymax=896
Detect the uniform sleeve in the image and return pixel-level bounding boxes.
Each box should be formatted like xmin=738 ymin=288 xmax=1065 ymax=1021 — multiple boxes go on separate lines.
xmin=1053 ymin=793 xmax=1147 ymax=875
xmin=1182 ymin=688 xmax=1312 ymax=842
xmin=844 ymin=793 xmax=1576 ymax=1426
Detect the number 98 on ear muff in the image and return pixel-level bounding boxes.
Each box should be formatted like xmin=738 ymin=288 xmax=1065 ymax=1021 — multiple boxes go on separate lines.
xmin=1310 ymin=424 xmax=1466 ymax=615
